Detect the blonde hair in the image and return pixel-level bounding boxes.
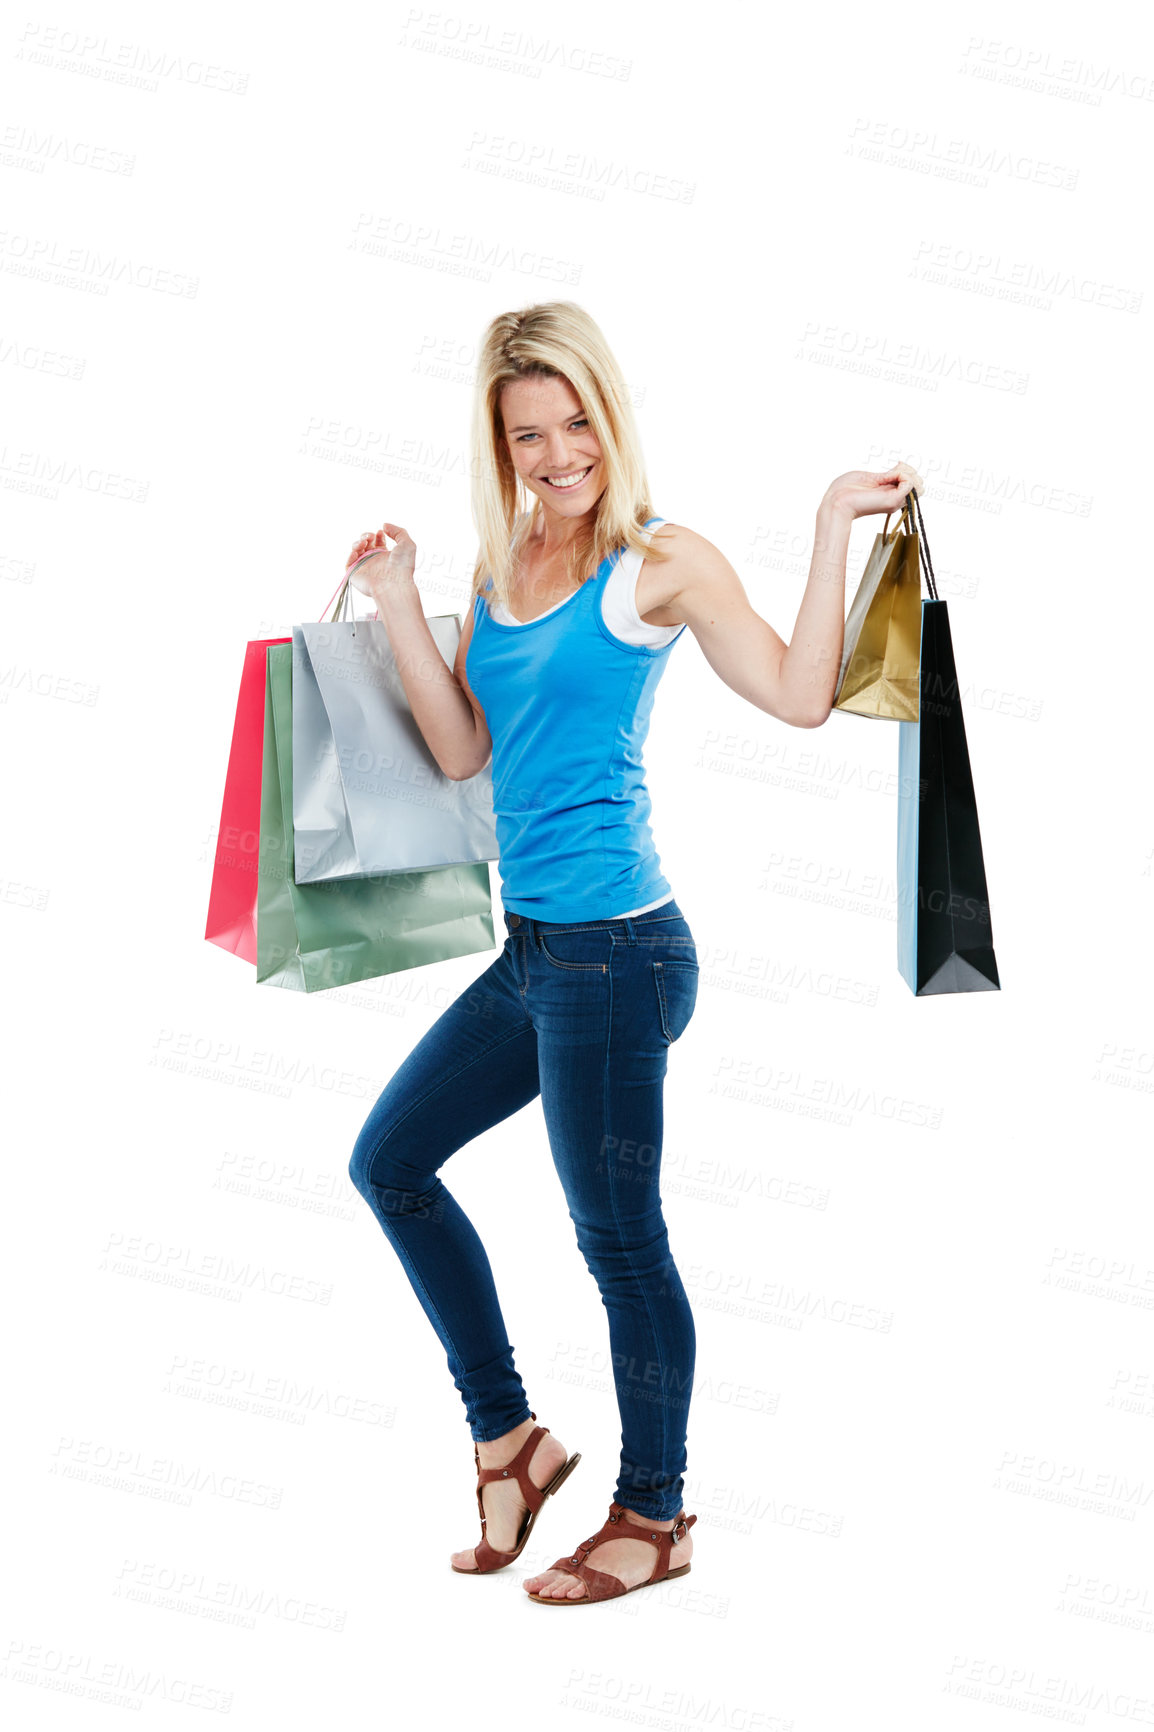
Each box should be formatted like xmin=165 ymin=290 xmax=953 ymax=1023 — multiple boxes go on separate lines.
xmin=468 ymin=301 xmax=670 ymax=611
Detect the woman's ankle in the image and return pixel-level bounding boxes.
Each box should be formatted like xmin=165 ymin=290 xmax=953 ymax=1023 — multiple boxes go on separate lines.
xmin=620 ymin=1504 xmax=678 ymax=1531
xmin=475 ymin=1414 xmax=537 ymax=1464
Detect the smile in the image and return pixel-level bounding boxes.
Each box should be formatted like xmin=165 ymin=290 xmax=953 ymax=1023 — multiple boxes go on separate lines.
xmin=540 ymin=465 xmax=593 ymax=490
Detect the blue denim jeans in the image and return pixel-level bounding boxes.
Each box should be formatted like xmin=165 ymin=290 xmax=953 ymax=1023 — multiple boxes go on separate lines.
xmin=348 ymin=896 xmax=700 ymax=1521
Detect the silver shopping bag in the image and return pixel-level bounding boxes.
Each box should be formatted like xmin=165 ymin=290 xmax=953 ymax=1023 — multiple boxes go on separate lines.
xmin=291 ymin=577 xmax=498 ymax=885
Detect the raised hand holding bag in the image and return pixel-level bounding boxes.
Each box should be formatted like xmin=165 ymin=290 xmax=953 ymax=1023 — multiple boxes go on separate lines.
xmin=291 ymin=569 xmax=499 ymax=885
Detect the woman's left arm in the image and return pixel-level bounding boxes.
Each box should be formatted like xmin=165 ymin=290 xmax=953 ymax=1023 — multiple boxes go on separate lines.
xmin=661 ymin=463 xmax=924 ymax=728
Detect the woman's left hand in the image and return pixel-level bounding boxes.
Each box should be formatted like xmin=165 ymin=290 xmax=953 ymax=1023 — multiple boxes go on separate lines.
xmin=822 ymin=461 xmax=926 ymax=522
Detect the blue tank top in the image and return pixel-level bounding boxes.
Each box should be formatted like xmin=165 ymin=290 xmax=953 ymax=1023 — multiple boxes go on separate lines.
xmin=465 ymin=516 xmax=687 ymax=922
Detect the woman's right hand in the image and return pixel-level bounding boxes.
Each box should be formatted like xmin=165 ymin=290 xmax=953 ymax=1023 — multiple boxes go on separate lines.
xmin=821 ymin=464 xmax=925 ymax=523
xmin=345 ymin=521 xmax=418 ymax=596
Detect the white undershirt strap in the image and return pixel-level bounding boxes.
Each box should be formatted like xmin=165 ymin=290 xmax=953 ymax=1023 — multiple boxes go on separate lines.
xmin=488 ymin=516 xmax=682 ymax=646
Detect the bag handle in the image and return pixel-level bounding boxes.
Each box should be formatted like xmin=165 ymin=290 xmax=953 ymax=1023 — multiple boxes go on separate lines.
xmin=881 ymin=490 xmax=914 ymax=544
xmin=317 ymin=555 xmax=381 ymax=633
xmin=908 ymin=486 xmax=937 ymax=600
xmin=881 ymin=487 xmax=938 ymax=601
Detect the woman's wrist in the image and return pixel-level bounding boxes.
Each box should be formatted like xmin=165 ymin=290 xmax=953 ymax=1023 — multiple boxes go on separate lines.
xmin=810 ymin=496 xmax=853 ymax=582
xmin=367 ymin=575 xmax=421 ymax=614
xmin=816 ymin=488 xmax=854 ymax=533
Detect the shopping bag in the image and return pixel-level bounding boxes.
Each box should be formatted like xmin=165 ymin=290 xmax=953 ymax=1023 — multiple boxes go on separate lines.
xmin=257 ymin=643 xmax=495 ymax=991
xmin=833 ymin=492 xmax=922 ymax=721
xmin=204 ymin=636 xmax=291 ymax=963
xmin=896 ymin=494 xmax=1000 ymax=995
xmin=292 ymin=573 xmax=498 ymax=883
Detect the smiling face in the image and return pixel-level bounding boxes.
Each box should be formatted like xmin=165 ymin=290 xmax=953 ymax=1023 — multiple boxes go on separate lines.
xmin=499 ymin=373 xmax=606 ymax=521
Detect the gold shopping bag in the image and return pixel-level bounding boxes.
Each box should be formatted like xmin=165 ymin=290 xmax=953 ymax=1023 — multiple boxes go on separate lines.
xmin=833 ymin=492 xmax=922 ymax=721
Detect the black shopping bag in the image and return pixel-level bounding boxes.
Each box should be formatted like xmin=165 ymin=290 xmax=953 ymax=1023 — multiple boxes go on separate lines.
xmin=896 ymin=495 xmax=1000 ymax=996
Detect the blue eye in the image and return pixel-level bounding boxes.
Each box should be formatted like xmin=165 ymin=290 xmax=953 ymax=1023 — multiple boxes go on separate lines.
xmin=516 ymin=417 xmax=588 ymax=443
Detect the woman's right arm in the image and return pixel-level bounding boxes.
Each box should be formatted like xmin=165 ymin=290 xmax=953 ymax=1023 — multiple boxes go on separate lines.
xmin=346 ymin=521 xmax=492 ymax=782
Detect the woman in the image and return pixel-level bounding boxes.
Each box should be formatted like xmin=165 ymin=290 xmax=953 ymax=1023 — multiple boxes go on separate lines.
xmin=347 ymin=301 xmax=922 ymax=1605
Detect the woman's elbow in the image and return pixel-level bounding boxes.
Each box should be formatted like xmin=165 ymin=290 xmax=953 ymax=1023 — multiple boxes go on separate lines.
xmin=791 ymin=703 xmax=833 ymax=729
xmin=443 ymin=749 xmax=492 ymax=781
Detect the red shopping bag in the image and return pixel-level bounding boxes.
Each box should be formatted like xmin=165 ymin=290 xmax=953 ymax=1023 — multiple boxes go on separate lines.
xmin=204 ymin=637 xmax=291 ymax=963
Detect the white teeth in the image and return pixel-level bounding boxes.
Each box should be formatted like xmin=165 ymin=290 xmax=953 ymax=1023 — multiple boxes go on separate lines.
xmin=542 ymin=466 xmax=591 ymax=489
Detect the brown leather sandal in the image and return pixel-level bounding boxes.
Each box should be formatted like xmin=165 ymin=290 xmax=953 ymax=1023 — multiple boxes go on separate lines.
xmin=526 ymin=1499 xmax=697 ymax=1604
xmin=451 ymin=1412 xmax=582 ymax=1575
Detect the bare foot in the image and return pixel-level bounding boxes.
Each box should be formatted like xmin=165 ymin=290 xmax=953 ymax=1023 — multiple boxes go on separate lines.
xmin=523 ymin=1505 xmax=693 ymax=1600
xmin=451 ymin=1418 xmax=570 ymax=1571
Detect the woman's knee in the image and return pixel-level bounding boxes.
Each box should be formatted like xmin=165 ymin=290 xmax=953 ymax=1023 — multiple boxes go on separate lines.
xmin=572 ymin=1212 xmax=672 ymax=1274
xmin=347 ymin=1131 xmax=375 ymax=1202
xmin=348 ymin=1122 xmax=401 ymax=1205
xmin=348 ymin=1087 xmax=407 ymax=1201
xmin=348 ymin=1122 xmax=442 ymax=1220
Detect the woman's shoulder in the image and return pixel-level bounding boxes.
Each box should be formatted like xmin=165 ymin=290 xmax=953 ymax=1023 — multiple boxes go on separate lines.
xmin=630 ymin=518 xmax=732 ymax=625
xmin=637 ymin=517 xmax=703 ymax=566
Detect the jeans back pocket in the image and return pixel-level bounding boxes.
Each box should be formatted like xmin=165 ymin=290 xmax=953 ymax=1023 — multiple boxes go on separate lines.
xmin=652 ymin=958 xmax=699 ymax=1044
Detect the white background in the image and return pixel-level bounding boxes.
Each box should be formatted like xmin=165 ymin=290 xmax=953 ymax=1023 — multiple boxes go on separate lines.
xmin=3 ymin=2 xmax=1152 ymax=1728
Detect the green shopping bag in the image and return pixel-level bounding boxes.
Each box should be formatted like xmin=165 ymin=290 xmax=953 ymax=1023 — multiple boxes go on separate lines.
xmin=256 ymin=643 xmax=495 ymax=991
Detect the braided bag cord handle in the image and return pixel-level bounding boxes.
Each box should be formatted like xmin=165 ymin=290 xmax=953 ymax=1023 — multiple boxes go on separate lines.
xmin=908 ymin=486 xmax=938 ymax=601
